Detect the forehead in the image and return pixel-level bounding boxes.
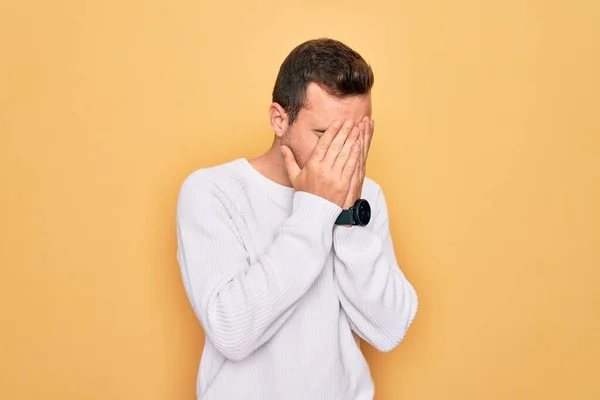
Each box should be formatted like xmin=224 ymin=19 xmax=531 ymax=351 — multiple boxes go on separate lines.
xmin=300 ymin=82 xmax=372 ymax=126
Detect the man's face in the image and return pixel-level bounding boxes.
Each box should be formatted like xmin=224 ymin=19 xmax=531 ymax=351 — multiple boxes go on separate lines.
xmin=282 ymin=82 xmax=372 ymax=168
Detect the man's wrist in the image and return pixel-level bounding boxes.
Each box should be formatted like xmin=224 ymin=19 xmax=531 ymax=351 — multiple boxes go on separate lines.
xmin=342 ymin=197 xmax=359 ymax=210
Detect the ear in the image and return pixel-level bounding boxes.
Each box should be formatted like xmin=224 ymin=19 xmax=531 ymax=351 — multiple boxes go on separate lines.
xmin=269 ymin=102 xmax=289 ymax=139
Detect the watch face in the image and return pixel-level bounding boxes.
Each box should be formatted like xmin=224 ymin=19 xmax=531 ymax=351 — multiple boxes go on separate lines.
xmin=356 ymin=200 xmax=371 ymax=225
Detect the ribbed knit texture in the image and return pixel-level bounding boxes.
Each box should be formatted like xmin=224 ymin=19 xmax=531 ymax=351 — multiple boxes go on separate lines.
xmin=176 ymin=158 xmax=418 ymax=400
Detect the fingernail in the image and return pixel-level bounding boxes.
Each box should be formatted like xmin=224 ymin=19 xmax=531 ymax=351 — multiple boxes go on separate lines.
xmin=280 ymin=147 xmax=285 ymax=156
xmin=345 ymin=119 xmax=354 ymax=128
xmin=333 ymin=120 xmax=343 ymax=129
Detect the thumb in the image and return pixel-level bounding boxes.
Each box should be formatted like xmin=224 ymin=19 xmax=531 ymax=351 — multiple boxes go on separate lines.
xmin=280 ymin=146 xmax=301 ymax=183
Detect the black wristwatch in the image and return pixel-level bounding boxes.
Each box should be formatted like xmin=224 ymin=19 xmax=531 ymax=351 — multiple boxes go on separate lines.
xmin=335 ymin=199 xmax=371 ymax=226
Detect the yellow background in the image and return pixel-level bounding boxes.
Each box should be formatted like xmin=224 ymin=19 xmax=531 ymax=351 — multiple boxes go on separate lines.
xmin=1 ymin=0 xmax=599 ymax=399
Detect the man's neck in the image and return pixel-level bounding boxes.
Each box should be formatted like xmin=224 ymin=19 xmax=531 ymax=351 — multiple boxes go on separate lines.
xmin=247 ymin=143 xmax=293 ymax=189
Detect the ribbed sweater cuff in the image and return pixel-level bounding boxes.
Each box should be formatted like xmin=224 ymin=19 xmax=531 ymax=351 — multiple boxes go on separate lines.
xmin=332 ymin=225 xmax=382 ymax=259
xmin=292 ymin=191 xmax=343 ymax=229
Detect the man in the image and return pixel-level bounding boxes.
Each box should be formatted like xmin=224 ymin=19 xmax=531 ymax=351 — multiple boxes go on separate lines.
xmin=176 ymin=38 xmax=418 ymax=400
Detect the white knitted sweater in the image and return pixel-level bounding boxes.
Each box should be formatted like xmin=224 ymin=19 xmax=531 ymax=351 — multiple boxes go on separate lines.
xmin=176 ymin=158 xmax=418 ymax=400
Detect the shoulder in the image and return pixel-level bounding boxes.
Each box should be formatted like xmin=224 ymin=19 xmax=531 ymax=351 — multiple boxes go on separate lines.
xmin=180 ymin=158 xmax=248 ymax=192
xmin=362 ymin=177 xmax=393 ymax=226
xmin=361 ymin=177 xmax=394 ymax=232
xmin=361 ymin=176 xmax=384 ymax=205
xmin=177 ymin=158 xmax=248 ymax=211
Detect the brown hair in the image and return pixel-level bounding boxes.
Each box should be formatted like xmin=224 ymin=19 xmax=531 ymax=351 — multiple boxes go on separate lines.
xmin=272 ymin=38 xmax=374 ymax=125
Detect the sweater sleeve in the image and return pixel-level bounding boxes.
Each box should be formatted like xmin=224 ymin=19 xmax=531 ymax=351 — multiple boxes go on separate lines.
xmin=332 ymin=184 xmax=418 ymax=352
xmin=176 ymin=174 xmax=341 ymax=361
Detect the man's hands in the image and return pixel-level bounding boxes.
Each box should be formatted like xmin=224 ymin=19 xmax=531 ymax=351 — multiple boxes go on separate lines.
xmin=342 ymin=116 xmax=374 ymax=209
xmin=281 ymin=119 xmax=361 ymax=208
xmin=280 ymin=117 xmax=374 ymax=209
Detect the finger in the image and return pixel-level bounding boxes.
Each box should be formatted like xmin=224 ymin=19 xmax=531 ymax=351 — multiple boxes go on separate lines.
xmin=333 ymin=125 xmax=360 ymax=174
xmin=357 ymin=118 xmax=364 ymax=161
xmin=342 ymin=141 xmax=362 ymax=184
xmin=358 ymin=137 xmax=365 ymax=180
xmin=359 ymin=138 xmax=364 ymax=172
xmin=349 ymin=139 xmax=362 ymax=186
xmin=350 ymin=156 xmax=360 ymax=186
xmin=323 ymin=119 xmax=355 ymax=167
xmin=357 ymin=144 xmax=365 ymax=195
xmin=310 ymin=119 xmax=343 ymax=162
xmin=360 ymin=118 xmax=367 ymax=162
xmin=364 ymin=119 xmax=374 ymax=158
xmin=280 ymin=145 xmax=301 ymax=183
xmin=345 ymin=153 xmax=360 ymax=205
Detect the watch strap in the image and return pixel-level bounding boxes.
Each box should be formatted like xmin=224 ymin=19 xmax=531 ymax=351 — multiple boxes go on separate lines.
xmin=335 ymin=209 xmax=354 ymax=225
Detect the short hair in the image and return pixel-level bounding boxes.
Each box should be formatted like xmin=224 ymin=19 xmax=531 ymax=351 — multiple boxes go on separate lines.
xmin=272 ymin=38 xmax=374 ymax=125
